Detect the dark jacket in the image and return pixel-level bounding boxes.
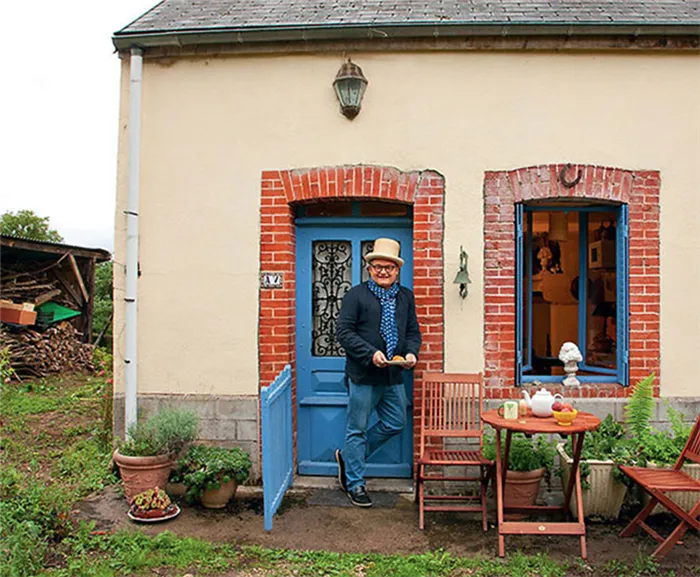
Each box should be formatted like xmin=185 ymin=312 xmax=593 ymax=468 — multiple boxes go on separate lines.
xmin=336 ymin=282 xmax=422 ymax=386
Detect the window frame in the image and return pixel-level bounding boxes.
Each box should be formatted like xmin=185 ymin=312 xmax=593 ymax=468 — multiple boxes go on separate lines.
xmin=515 ymin=203 xmax=629 ymax=386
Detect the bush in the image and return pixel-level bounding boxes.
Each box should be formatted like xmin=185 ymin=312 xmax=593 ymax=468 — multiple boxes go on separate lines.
xmin=172 ymin=444 xmax=252 ymax=503
xmin=118 ymin=406 xmax=199 ymax=457
xmin=483 ymin=433 xmax=556 ymax=473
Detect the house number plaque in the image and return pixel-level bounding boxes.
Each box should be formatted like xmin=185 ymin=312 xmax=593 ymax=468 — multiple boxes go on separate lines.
xmin=260 ymin=272 xmax=283 ymax=289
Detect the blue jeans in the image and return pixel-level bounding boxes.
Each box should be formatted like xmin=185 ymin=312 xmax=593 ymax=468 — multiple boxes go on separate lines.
xmin=342 ymin=379 xmax=407 ymax=491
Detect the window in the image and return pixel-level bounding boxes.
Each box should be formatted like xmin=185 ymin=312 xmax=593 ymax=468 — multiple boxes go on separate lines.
xmin=515 ymin=204 xmax=628 ymax=385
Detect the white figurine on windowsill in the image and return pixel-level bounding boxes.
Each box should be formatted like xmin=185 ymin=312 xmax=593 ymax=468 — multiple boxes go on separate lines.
xmin=559 ymin=341 xmax=583 ymax=387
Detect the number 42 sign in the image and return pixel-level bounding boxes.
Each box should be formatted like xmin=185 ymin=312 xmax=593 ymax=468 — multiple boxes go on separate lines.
xmin=260 ymin=272 xmax=283 ymax=289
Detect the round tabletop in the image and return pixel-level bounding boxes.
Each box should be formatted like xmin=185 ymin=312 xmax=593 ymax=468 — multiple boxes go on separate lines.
xmin=481 ymin=409 xmax=600 ymax=434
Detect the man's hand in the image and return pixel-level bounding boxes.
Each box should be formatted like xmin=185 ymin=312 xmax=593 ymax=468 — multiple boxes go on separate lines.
xmin=372 ymin=350 xmax=388 ymax=367
xmin=404 ymin=353 xmax=417 ymax=369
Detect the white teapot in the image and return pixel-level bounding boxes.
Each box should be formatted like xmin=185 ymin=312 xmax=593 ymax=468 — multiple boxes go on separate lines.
xmin=522 ymin=387 xmax=564 ymax=418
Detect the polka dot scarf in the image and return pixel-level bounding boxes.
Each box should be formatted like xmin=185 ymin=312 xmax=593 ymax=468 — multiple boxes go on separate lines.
xmin=367 ymin=279 xmax=400 ymax=360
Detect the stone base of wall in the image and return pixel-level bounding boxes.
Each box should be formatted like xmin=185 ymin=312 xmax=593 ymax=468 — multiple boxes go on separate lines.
xmin=484 ymin=397 xmax=700 ymax=431
xmin=113 ymin=394 xmax=260 ymax=483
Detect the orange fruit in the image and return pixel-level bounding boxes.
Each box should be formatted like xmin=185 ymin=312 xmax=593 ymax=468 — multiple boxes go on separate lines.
xmin=392 ymin=355 xmax=405 ymax=361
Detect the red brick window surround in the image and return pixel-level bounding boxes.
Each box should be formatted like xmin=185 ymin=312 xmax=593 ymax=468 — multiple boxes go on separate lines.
xmin=259 ymin=165 xmax=445 ymax=457
xmin=483 ymin=165 xmax=661 ymax=399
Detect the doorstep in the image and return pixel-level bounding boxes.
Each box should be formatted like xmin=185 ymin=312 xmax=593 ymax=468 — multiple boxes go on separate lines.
xmin=292 ymin=475 xmax=414 ymax=495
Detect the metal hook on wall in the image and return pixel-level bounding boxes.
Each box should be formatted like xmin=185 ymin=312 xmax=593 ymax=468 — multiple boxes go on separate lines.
xmin=559 ymin=163 xmax=582 ymax=188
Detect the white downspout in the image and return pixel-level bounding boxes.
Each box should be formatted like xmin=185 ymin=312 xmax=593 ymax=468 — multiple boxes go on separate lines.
xmin=124 ymin=47 xmax=143 ymax=436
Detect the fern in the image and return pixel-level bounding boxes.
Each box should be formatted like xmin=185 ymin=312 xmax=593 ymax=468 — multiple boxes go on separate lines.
xmin=665 ymin=401 xmax=691 ymax=441
xmin=623 ymin=373 xmax=655 ymax=439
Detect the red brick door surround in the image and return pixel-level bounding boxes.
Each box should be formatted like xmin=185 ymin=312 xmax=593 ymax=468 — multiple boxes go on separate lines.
xmin=259 ymin=165 xmax=445 ymax=461
xmin=483 ymin=164 xmax=661 ymax=399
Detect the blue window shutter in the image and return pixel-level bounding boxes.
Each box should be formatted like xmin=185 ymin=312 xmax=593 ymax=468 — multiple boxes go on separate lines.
xmin=618 ymin=204 xmax=630 ymax=386
xmin=515 ymin=204 xmax=524 ymax=386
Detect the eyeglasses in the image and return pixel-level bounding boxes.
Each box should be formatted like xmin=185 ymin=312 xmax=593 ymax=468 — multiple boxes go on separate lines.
xmin=369 ymin=263 xmax=398 ymax=273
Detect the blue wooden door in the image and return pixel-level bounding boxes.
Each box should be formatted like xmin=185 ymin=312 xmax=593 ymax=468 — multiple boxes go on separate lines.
xmin=296 ymin=226 xmax=413 ymax=477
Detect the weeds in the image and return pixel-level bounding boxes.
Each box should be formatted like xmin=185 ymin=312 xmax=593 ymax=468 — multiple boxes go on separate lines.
xmin=0 ymin=373 xmax=115 ymax=577
xmin=601 ymin=555 xmax=661 ymax=577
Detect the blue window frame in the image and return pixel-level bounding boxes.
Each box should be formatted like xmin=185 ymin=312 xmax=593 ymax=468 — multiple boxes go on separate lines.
xmin=515 ymin=204 xmax=628 ymax=386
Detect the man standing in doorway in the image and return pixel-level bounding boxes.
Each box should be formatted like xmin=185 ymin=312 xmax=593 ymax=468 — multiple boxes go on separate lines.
xmin=335 ymin=238 xmax=422 ymax=507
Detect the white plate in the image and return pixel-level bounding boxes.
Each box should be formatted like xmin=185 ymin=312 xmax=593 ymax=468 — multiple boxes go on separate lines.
xmin=128 ymin=504 xmax=181 ymax=523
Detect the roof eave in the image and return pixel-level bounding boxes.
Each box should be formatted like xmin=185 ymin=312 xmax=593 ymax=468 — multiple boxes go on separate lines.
xmin=112 ymin=22 xmax=700 ymax=51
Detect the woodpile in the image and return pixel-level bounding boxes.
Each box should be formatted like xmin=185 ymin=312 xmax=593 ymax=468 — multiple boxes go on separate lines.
xmin=1 ymin=263 xmax=75 ymax=309
xmin=1 ymin=322 xmax=94 ymax=379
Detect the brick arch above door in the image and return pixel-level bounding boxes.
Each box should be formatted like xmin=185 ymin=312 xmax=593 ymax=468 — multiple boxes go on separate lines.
xmin=483 ymin=164 xmax=661 ymax=400
xmin=258 ymin=165 xmax=445 ymax=389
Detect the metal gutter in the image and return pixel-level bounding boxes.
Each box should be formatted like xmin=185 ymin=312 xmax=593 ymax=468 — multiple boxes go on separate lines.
xmin=124 ymin=48 xmax=143 ymax=437
xmin=113 ymin=22 xmax=700 ymax=50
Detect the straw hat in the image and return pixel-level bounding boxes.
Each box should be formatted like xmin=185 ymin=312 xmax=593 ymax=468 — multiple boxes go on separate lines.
xmin=365 ymin=238 xmax=404 ymax=267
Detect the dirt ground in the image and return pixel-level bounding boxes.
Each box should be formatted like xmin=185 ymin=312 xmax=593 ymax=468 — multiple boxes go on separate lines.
xmin=73 ymin=484 xmax=699 ymax=576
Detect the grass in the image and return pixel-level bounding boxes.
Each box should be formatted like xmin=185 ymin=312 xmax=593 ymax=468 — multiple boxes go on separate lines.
xmin=0 ymin=368 xmax=681 ymax=577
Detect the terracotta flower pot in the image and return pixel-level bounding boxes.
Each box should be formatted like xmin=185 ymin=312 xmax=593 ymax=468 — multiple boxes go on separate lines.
xmin=200 ymin=479 xmax=238 ymax=509
xmin=113 ymin=449 xmax=173 ymax=502
xmin=503 ymin=467 xmax=546 ymax=520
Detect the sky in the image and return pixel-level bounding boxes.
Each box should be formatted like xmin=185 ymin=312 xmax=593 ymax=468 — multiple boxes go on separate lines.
xmin=1 ymin=0 xmax=159 ymax=254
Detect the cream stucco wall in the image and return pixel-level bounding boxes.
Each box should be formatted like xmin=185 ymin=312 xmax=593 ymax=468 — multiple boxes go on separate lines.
xmin=114 ymin=50 xmax=700 ymax=398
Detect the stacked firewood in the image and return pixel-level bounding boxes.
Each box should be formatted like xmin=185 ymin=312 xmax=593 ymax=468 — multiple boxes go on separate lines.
xmin=1 ymin=270 xmax=74 ymax=308
xmin=0 ymin=322 xmax=94 ymax=379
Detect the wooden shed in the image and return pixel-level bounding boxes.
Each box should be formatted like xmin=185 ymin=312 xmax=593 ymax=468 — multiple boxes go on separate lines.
xmin=1 ymin=234 xmax=111 ymax=342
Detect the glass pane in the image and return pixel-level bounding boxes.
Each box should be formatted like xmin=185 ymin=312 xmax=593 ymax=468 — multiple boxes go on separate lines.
xmin=361 ymin=241 xmax=373 ymax=283
xmin=527 ymin=210 xmax=580 ymax=376
xmin=523 ymin=212 xmax=531 ymax=368
xmin=303 ymin=202 xmax=353 ymax=217
xmin=312 ymin=241 xmax=352 ymax=356
xmin=585 ymin=212 xmax=617 ymax=369
xmin=359 ymin=202 xmax=410 ymax=217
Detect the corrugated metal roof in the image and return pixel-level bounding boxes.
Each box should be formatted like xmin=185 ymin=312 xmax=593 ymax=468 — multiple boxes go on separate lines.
xmin=1 ymin=234 xmax=111 ymax=261
xmin=116 ymin=0 xmax=700 ymax=36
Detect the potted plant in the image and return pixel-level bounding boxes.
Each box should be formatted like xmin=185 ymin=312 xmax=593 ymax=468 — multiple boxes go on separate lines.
xmin=113 ymin=406 xmax=199 ymax=501
xmin=127 ymin=486 xmax=180 ymax=522
xmin=483 ymin=432 xmax=556 ymax=516
xmin=172 ymin=444 xmax=252 ymax=509
xmin=557 ymin=414 xmax=633 ymax=519
xmin=622 ymin=374 xmax=696 ymax=514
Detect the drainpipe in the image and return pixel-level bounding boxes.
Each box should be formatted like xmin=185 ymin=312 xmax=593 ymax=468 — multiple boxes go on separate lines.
xmin=124 ymin=47 xmax=143 ymax=436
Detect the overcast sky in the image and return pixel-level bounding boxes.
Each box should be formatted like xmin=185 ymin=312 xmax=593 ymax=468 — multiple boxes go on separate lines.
xmin=1 ymin=0 xmax=158 ymax=254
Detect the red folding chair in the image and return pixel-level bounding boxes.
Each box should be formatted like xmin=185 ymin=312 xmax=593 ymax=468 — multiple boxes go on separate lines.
xmin=618 ymin=414 xmax=700 ymax=558
xmin=416 ymin=372 xmax=494 ymax=531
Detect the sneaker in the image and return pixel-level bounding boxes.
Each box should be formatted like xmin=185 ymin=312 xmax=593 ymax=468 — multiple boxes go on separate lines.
xmin=347 ymin=485 xmax=373 ymax=508
xmin=334 ymin=449 xmax=347 ymax=492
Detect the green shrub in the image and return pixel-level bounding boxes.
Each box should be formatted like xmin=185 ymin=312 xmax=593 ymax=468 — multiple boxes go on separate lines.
xmin=0 ymin=345 xmax=15 ymax=387
xmin=483 ymin=432 xmax=556 ymax=473
xmin=118 ymin=406 xmax=199 ymax=457
xmin=172 ymin=444 xmax=252 ymax=503
xmin=624 ymin=373 xmax=692 ymax=467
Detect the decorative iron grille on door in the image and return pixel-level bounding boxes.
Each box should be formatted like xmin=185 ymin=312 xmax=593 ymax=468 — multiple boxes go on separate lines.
xmin=311 ymin=240 xmax=399 ymax=357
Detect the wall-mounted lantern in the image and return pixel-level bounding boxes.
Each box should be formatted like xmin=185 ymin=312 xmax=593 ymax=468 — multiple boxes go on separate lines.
xmin=453 ymin=246 xmax=471 ymax=299
xmin=333 ymin=58 xmax=368 ymax=120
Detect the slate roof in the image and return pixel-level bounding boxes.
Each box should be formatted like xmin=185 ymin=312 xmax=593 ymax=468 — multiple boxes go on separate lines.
xmin=114 ymin=0 xmax=700 ymax=48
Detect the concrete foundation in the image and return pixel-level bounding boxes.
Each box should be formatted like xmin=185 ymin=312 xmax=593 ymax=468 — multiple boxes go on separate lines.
xmin=113 ymin=394 xmax=260 ymax=482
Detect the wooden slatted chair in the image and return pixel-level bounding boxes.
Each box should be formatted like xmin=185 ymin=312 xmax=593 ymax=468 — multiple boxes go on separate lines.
xmin=416 ymin=372 xmax=494 ymax=530
xmin=618 ymin=414 xmax=700 ymax=559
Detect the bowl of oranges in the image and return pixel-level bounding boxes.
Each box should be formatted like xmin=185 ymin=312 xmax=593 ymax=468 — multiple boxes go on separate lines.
xmin=551 ymin=401 xmax=578 ymax=426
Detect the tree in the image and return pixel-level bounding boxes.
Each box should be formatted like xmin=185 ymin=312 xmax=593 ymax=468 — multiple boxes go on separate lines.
xmin=0 ymin=210 xmax=64 ymax=242
xmin=93 ymin=261 xmax=113 ymax=347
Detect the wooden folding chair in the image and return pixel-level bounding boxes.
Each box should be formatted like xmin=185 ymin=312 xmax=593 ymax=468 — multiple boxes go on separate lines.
xmin=416 ymin=372 xmax=494 ymax=530
xmin=618 ymin=414 xmax=700 ymax=559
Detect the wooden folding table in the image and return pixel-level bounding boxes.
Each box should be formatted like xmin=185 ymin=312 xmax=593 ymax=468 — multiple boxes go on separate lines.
xmin=481 ymin=409 xmax=600 ymax=559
